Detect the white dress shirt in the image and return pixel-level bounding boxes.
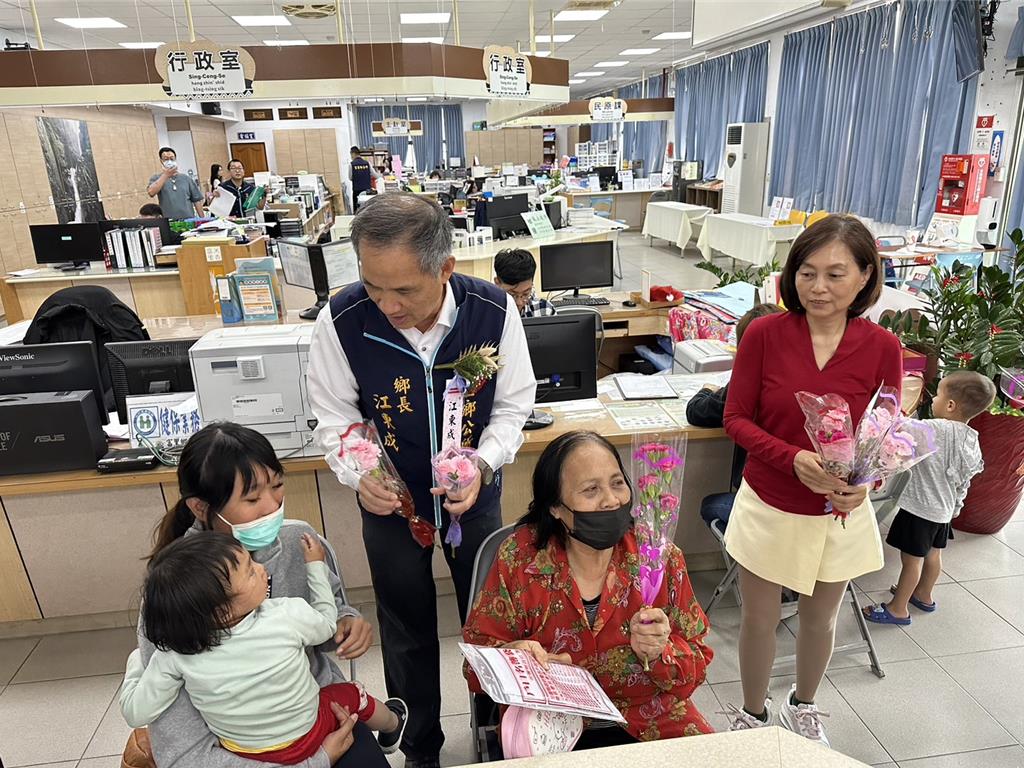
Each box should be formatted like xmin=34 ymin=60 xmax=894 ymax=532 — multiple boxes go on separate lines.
xmin=307 ymin=282 xmax=536 ymax=490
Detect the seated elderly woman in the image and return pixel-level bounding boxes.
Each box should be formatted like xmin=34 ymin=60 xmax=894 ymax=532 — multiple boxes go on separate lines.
xmin=463 ymin=430 xmax=714 ymax=748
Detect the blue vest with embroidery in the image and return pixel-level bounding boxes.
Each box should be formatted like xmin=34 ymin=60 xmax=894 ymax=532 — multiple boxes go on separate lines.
xmin=330 ymin=273 xmax=507 ymax=528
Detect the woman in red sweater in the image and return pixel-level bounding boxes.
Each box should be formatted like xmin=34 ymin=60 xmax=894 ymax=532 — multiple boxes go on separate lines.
xmin=721 ymin=215 xmax=902 ymax=746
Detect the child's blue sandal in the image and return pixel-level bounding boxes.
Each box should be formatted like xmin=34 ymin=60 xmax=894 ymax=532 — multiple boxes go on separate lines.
xmin=889 ymin=585 xmax=937 ymax=612
xmin=863 ymin=603 xmax=911 ymax=625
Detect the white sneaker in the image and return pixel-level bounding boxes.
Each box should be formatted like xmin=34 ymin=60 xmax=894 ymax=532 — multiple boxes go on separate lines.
xmin=778 ymin=684 xmax=831 ymax=747
xmin=721 ymin=698 xmax=773 ymax=731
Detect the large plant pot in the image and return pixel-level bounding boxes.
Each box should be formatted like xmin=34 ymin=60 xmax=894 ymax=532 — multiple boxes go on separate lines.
xmin=953 ymin=412 xmax=1024 ymax=534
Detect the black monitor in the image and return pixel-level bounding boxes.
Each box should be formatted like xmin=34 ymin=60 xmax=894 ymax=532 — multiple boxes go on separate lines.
xmin=278 ymin=239 xmax=359 ymax=319
xmin=539 ymin=241 xmax=615 ymax=297
xmin=102 ymin=217 xmax=179 ymax=248
xmin=487 ymin=193 xmax=530 ymax=221
xmin=30 ymin=223 xmax=106 ymax=271
xmin=523 ymin=314 xmax=597 ymax=403
xmin=0 ymin=341 xmax=108 ymax=424
xmin=594 ymin=165 xmax=616 ymax=190
xmin=106 ymin=338 xmax=200 ymax=425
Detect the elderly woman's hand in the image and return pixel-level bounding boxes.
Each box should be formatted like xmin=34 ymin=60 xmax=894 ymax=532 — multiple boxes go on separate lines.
xmin=629 ymin=608 xmax=671 ymax=664
xmin=503 ymin=640 xmax=572 ymax=670
xmin=828 ymin=482 xmax=868 ymax=514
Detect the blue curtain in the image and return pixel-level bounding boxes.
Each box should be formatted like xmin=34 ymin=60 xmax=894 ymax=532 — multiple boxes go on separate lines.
xmin=674 ymin=42 xmax=768 ymax=179
xmin=1008 ymin=5 xmax=1024 ymax=59
xmin=590 ymin=122 xmax=614 ymax=142
xmin=951 ymin=0 xmax=983 ymax=81
xmin=619 ymin=79 xmax=645 ymax=166
xmin=441 ymin=104 xmax=464 ymax=164
xmin=356 ymin=106 xmax=404 ymax=156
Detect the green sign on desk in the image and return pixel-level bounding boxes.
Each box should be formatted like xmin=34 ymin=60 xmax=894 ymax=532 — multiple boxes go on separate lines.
xmin=521 ymin=210 xmax=555 ymax=239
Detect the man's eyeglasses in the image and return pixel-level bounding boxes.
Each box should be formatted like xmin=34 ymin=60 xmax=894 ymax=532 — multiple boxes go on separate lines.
xmin=507 ymin=289 xmax=533 ymax=302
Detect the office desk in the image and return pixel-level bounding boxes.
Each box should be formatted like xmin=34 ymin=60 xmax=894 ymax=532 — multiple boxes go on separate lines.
xmin=642 ymin=202 xmax=713 ymax=250
xmin=0 ymin=402 xmax=731 ymax=629
xmin=564 ymin=189 xmax=661 ymax=229
xmin=450 ymin=727 xmax=869 ymax=768
xmin=696 ymin=213 xmax=802 ymax=267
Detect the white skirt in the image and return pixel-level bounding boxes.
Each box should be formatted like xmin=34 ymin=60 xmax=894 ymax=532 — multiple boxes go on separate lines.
xmin=723 ymin=481 xmax=883 ymax=596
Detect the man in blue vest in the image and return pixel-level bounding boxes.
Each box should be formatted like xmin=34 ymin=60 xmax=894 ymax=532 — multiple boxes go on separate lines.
xmin=307 ymin=193 xmax=535 ymax=768
xmin=348 ymin=146 xmax=380 ymax=213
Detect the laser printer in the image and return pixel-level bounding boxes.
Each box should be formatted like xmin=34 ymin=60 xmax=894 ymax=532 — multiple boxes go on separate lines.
xmin=189 ymin=324 xmax=319 ymax=458
xmin=672 ymin=339 xmax=735 ymax=375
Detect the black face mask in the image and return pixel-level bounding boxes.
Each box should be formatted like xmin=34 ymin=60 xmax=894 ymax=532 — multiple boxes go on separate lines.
xmin=562 ymin=499 xmax=633 ymax=551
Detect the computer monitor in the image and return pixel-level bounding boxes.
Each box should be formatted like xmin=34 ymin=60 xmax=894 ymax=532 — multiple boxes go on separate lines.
xmin=539 ymin=241 xmax=615 ymax=297
xmin=523 ymin=314 xmax=597 ymax=403
xmin=278 ymin=239 xmax=359 ymax=319
xmin=0 ymin=341 xmax=109 ymax=424
xmin=30 ymin=223 xmax=106 ymax=271
xmin=487 ymin=193 xmax=530 ymax=220
xmin=105 ymin=338 xmax=200 ymax=425
xmin=594 ymin=165 xmax=616 ymax=190
xmin=102 ymin=217 xmax=179 ymax=248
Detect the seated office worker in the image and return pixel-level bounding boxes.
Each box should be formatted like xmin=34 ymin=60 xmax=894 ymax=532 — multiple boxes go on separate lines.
xmin=307 ymin=193 xmax=535 ymax=768
xmin=147 ymin=147 xmax=204 ymax=220
xmin=493 ymin=248 xmax=556 ymax=317
xmin=216 ymin=159 xmax=268 ymax=218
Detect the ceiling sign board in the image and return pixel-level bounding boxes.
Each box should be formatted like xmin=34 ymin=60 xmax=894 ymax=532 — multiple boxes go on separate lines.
xmin=243 ymin=108 xmax=274 ymax=121
xmin=278 ymin=107 xmax=310 ymax=120
xmin=313 ymin=106 xmax=344 ymax=119
xmin=155 ymin=41 xmax=255 ymax=99
xmin=590 ymin=97 xmax=628 ymax=122
xmin=371 ymin=118 xmax=424 ymax=137
xmin=482 ymin=45 xmax=532 ymax=98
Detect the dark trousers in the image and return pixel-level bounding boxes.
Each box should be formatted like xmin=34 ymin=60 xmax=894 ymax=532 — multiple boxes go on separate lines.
xmin=352 ymin=188 xmax=370 ymax=213
xmin=362 ymin=501 xmax=502 ymax=760
xmin=334 ymin=721 xmax=389 ymax=767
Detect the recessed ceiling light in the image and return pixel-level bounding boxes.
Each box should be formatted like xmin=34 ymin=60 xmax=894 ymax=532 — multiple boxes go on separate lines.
xmin=533 ymin=51 xmax=551 ymax=57
xmin=595 ymin=61 xmax=628 ymax=67
xmin=407 ymin=97 xmax=428 ymax=102
xmin=402 ymin=36 xmax=443 ymax=44
xmin=536 ymin=34 xmax=575 ymax=43
xmin=263 ymin=39 xmax=309 ymax=46
xmin=554 ymin=10 xmax=608 ymax=21
xmin=575 ymin=71 xmax=604 ymax=77
xmin=364 ymin=98 xmax=384 ymax=102
xmin=56 ymin=17 xmax=125 ymax=29
xmin=119 ymin=41 xmax=163 ymax=49
xmin=653 ymin=31 xmax=692 ymax=40
xmin=231 ymin=15 xmax=290 ymax=27
xmin=400 ymin=12 xmax=450 ymax=24
xmin=568 ymin=79 xmax=586 ymax=84
xmin=620 ymin=48 xmax=660 ymax=55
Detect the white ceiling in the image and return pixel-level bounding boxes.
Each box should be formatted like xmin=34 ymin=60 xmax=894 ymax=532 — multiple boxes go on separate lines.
xmin=0 ymin=0 xmax=695 ymax=98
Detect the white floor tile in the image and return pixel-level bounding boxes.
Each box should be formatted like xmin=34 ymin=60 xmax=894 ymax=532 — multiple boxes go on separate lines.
xmin=702 ymin=604 xmax=798 ymax=684
xmin=897 ymin=745 xmax=1024 ymax=767
xmin=82 ymin=687 xmax=133 ymax=758
xmin=0 ymin=636 xmax=39 ymax=686
xmin=873 ymin=583 xmax=1024 ymax=658
xmin=712 ymin=674 xmax=892 ymax=766
xmin=853 ymin=543 xmax=952 ymax=594
xmin=12 ymin=627 xmax=137 ymax=684
xmin=962 ymin=576 xmax=1024 ymax=634
xmin=0 ymin=673 xmax=121 ymax=766
xmin=936 ymin=646 xmax=1024 ymax=742
xmin=939 ymin=532 xmax=1024 ymax=582
xmin=78 ymin=757 xmax=124 ymax=768
xmin=993 ymin=521 xmax=1024 ymax=555
xmin=827 ymin=658 xmax=1015 ymax=762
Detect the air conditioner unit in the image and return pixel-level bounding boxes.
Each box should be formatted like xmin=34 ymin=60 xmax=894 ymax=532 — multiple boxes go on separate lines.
xmin=721 ymin=122 xmax=769 ymax=216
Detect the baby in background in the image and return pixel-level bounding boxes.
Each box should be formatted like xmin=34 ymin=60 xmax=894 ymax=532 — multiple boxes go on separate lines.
xmin=863 ymin=370 xmax=996 ymax=626
xmin=120 ymin=532 xmax=407 ymax=764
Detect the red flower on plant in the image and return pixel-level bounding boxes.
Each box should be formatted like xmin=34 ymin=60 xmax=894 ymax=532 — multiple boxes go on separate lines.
xmin=942 ymin=276 xmax=961 ymax=289
xmin=954 ymin=352 xmax=974 ymax=367
xmin=977 ymin=290 xmax=987 ymax=299
xmin=990 ymin=324 xmax=1004 ymax=336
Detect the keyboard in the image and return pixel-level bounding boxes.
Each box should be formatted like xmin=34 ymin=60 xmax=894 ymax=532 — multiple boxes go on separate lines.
xmin=551 ymin=296 xmax=611 ymax=307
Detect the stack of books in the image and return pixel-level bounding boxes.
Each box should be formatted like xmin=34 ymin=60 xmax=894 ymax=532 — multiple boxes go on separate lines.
xmin=104 ymin=225 xmax=163 ymax=270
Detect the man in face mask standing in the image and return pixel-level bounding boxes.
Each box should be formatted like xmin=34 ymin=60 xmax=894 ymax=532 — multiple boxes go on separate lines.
xmin=147 ymin=147 xmax=205 ymax=219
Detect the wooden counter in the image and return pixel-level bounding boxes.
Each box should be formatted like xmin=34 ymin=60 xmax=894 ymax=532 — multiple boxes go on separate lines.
xmin=565 ymin=189 xmax=660 ymax=229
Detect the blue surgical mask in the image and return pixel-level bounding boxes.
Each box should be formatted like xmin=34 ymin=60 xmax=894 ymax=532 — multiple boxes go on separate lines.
xmin=219 ymin=503 xmax=285 ymax=551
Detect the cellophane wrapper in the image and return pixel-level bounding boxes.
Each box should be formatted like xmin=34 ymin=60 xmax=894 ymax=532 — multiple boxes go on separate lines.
xmin=431 ymin=445 xmax=480 ymax=551
xmin=851 ymin=416 xmax=938 ymax=487
xmin=795 ymin=392 xmax=856 ymax=480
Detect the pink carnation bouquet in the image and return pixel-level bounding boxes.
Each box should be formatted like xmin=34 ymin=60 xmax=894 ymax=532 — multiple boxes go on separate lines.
xmin=630 ymin=435 xmax=686 ymax=670
xmin=334 ymin=422 xmax=436 ymax=548
xmin=795 ymin=392 xmax=857 ymax=525
xmin=853 ymin=415 xmax=937 ymax=487
xmin=431 ymin=445 xmax=480 ymax=554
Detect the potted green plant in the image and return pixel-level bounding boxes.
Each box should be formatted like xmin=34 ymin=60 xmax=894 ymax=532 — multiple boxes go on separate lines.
xmin=881 ymin=231 xmax=1024 ymax=534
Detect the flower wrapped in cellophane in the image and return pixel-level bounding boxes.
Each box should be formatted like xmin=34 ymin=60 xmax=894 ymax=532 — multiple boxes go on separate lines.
xmin=849 ymin=386 xmax=901 ymax=483
xmin=431 ymin=445 xmax=480 ymax=552
xmin=332 ymin=421 xmax=436 ymax=548
xmin=630 ymin=435 xmax=686 ymax=670
xmin=852 ymin=415 xmax=937 ymax=487
xmin=795 ymin=391 xmax=856 ymax=478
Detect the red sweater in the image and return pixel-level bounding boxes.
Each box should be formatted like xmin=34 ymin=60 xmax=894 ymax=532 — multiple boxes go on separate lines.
xmin=723 ymin=312 xmax=904 ymax=517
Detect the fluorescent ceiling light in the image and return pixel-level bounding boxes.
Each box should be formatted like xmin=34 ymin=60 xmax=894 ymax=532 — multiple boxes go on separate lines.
xmin=653 ymin=31 xmax=692 ymax=40
xmin=536 ymin=34 xmax=575 ymax=43
xmin=620 ymin=48 xmax=660 ymax=55
xmin=407 ymin=97 xmax=428 ymax=102
xmin=533 ymin=51 xmax=551 ymax=57
xmin=364 ymin=97 xmax=384 ymax=102
xmin=595 ymin=60 xmax=628 ymax=67
xmin=575 ymin=71 xmax=604 ymax=77
xmin=568 ymin=79 xmax=586 ymax=84
xmin=231 ymin=15 xmax=290 ymax=27
xmin=554 ymin=10 xmax=608 ymax=21
xmin=120 ymin=41 xmax=163 ymax=49
xmin=56 ymin=17 xmax=125 ymax=29
xmin=401 ymin=12 xmax=450 ymax=24
xmin=402 ymin=36 xmax=443 ymax=44
xmin=263 ymin=39 xmax=309 ymax=46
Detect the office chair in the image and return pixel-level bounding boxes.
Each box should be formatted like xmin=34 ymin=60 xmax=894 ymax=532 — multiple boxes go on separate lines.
xmin=648 ymin=189 xmax=670 ymax=204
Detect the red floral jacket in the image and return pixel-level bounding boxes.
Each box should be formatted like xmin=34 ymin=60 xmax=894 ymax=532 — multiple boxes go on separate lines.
xmin=462 ymin=525 xmax=714 ymax=741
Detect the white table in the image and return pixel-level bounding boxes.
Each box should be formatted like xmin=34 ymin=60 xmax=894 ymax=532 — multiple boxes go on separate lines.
xmin=642 ymin=202 xmax=713 ymax=250
xmin=696 ymin=213 xmax=803 ymax=267
xmin=451 ymin=726 xmax=870 ymax=767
